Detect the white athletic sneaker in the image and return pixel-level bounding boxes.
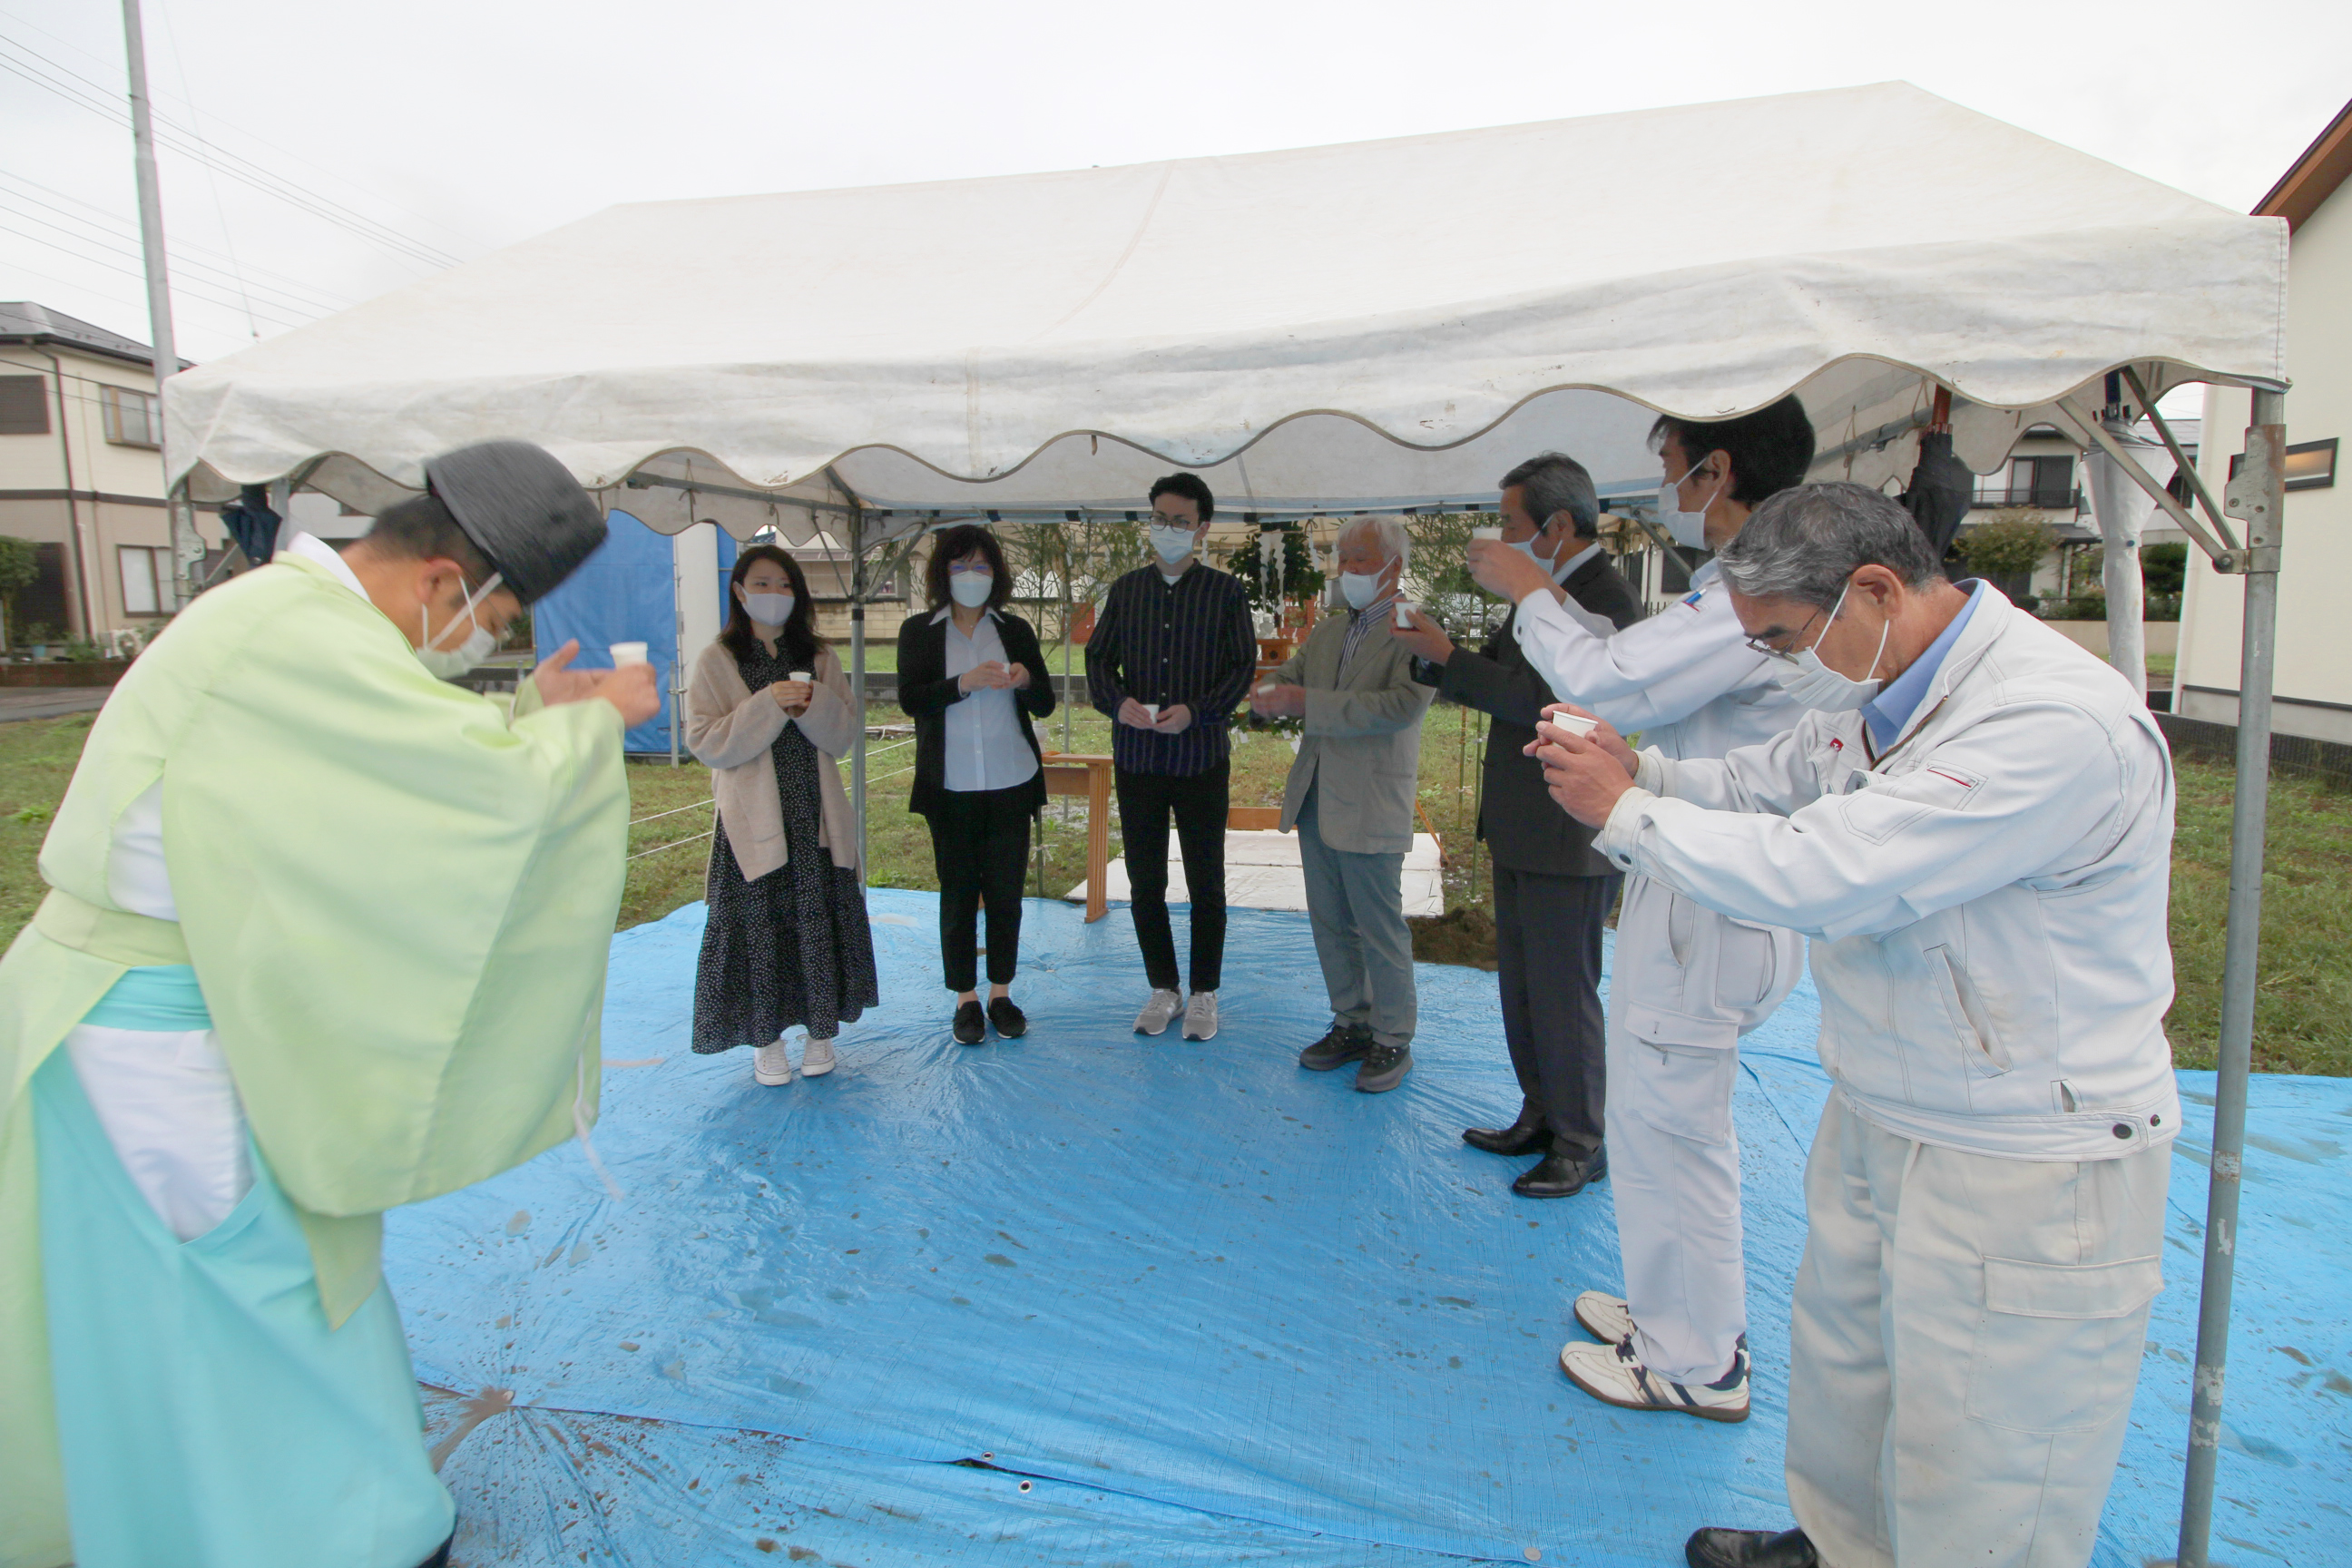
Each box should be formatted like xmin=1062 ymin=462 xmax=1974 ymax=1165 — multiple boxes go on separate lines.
xmin=1558 ymin=1336 xmax=1749 ymax=1423
xmin=753 ymin=1040 xmax=795 ymax=1086
xmin=1133 ymin=988 xmax=1184 ymax=1035
xmin=1181 ymin=991 xmax=1219 ymax=1041
xmin=799 ymin=1036 xmax=836 ymax=1077
xmin=1573 ymin=1289 xmax=1635 ymax=1345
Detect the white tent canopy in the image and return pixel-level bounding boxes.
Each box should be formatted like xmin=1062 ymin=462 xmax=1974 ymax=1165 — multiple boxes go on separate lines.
xmin=165 ymin=81 xmax=2284 ymax=537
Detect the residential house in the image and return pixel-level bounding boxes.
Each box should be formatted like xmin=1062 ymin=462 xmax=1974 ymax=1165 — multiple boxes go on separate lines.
xmin=0 ymin=302 xmax=184 ymax=647
xmin=2176 ymin=98 xmax=2352 ymax=743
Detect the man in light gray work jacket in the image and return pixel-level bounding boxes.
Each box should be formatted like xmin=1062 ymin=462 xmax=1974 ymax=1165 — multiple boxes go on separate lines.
xmin=1253 ymin=515 xmax=1435 ymax=1093
xmin=1534 ymin=482 xmax=2178 ymax=1568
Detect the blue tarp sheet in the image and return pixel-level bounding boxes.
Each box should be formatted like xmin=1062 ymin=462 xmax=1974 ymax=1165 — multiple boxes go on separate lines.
xmin=390 ymin=890 xmax=2351 ymax=1566
xmin=531 ymin=511 xmax=736 ymax=753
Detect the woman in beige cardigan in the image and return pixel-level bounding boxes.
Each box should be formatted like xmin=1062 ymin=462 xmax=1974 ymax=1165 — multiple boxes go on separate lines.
xmin=684 ymin=546 xmax=877 ymax=1086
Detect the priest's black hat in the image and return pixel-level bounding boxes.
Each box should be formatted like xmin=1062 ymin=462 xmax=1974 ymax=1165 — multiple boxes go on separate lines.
xmin=423 ymin=440 xmax=608 ymax=604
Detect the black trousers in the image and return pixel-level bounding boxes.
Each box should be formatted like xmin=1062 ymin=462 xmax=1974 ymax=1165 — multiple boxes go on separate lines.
xmin=1114 ymin=761 xmax=1229 ymax=993
xmin=1493 ymin=863 xmax=1619 ymax=1159
xmin=923 ymin=784 xmax=1034 ymax=992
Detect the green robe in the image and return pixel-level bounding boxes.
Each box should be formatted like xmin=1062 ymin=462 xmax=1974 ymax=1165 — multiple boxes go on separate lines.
xmin=0 ymin=551 xmax=629 ymax=1568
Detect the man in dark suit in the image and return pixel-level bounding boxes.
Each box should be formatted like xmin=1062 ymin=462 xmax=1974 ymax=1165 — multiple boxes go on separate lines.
xmin=1391 ymin=452 xmax=1642 ymax=1197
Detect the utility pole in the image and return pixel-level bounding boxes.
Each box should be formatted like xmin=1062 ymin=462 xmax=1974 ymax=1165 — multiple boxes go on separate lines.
xmin=121 ymin=0 xmax=202 ymax=608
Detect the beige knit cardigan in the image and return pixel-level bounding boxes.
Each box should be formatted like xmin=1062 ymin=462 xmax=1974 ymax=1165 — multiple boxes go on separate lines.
xmin=683 ymin=640 xmax=860 ymax=880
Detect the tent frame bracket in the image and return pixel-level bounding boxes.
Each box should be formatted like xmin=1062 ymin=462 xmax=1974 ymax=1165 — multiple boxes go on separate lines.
xmin=2052 ymin=397 xmax=2242 ymax=570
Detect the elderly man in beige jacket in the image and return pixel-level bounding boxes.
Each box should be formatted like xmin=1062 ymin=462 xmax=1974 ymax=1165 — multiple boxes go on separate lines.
xmin=1252 ymin=515 xmax=1435 ymax=1093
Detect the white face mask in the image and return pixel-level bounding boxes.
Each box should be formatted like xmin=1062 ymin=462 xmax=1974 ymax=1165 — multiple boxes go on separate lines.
xmin=416 ymin=572 xmax=503 ymax=680
xmin=1657 ymin=460 xmax=1722 ymax=551
xmin=1507 ymin=529 xmax=1555 ymax=568
xmin=948 ymin=571 xmax=994 ymax=609
xmin=1149 ymin=523 xmax=1198 ymax=566
xmin=1772 ymin=583 xmax=1889 ymax=712
xmin=1338 ymin=569 xmax=1387 ymax=611
xmin=741 ymin=591 xmax=795 ymax=627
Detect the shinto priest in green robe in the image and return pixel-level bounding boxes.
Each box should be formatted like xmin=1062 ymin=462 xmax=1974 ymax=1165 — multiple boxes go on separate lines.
xmin=0 ymin=442 xmax=658 ymax=1568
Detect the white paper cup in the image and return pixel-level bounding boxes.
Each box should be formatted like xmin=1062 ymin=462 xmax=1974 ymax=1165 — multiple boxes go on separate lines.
xmin=1394 ymin=599 xmax=1417 ymax=628
xmin=1142 ymin=703 xmax=1161 ymax=721
xmin=610 ymin=642 xmax=648 ymax=667
xmin=1548 ymin=712 xmax=1599 ymax=739
xmin=789 ymin=671 xmax=812 ymax=684
xmin=1471 ymin=526 xmax=1504 ymax=542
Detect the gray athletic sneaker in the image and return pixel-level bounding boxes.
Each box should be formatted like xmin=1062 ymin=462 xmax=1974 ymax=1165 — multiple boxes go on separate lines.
xmin=1133 ymin=988 xmax=1184 ymax=1035
xmin=1181 ymin=991 xmax=1219 ymax=1041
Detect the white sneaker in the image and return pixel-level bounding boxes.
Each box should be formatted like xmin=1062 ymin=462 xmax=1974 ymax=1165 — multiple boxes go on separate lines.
xmin=753 ymin=1040 xmax=794 ymax=1086
xmin=1573 ymin=1289 xmax=1635 ymax=1345
xmin=1133 ymin=988 xmax=1184 ymax=1035
xmin=1181 ymin=990 xmax=1219 ymax=1041
xmin=1558 ymin=1336 xmax=1749 ymax=1423
xmin=799 ymin=1036 xmax=836 ymax=1077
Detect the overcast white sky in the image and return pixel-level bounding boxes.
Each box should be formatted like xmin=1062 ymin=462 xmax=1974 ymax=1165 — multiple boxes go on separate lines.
xmin=4 ymin=0 xmax=2346 ymax=365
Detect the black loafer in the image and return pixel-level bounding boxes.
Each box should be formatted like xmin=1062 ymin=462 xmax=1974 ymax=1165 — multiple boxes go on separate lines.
xmin=1685 ymin=1527 xmax=1818 ymax=1568
xmin=987 ymin=996 xmax=1027 ymax=1038
xmin=1298 ymin=1023 xmax=1373 ymax=1071
xmin=1512 ymin=1147 xmax=1607 ymax=1198
xmin=952 ymin=1000 xmax=986 ymax=1045
xmin=1464 ymin=1103 xmax=1553 ymax=1156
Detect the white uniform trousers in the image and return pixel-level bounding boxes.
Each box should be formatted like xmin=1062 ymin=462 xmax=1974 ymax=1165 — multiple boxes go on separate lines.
xmin=1604 ymin=875 xmax=1800 ymax=1386
xmin=1786 ymin=1094 xmax=2169 ymax=1568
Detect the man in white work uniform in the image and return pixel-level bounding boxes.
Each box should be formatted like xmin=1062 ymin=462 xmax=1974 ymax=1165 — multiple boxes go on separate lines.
xmin=1534 ymin=481 xmax=2177 ymax=1568
xmin=1467 ymin=395 xmax=1813 ymax=1420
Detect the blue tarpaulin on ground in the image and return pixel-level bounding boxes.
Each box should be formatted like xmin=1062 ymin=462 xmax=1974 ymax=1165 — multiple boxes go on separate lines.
xmin=531 ymin=511 xmax=736 ymax=753
xmin=391 ymin=890 xmax=2350 ymax=1566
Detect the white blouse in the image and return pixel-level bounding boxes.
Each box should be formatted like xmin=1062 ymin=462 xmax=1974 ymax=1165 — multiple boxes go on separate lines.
xmin=937 ymin=608 xmax=1039 ymax=794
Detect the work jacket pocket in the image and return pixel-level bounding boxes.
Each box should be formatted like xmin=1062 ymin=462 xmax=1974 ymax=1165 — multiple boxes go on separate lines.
xmin=1965 ymin=1254 xmax=2163 ymax=1433
xmin=1619 ymin=1004 xmax=1739 ymax=1145
xmin=1928 ymin=946 xmax=2011 ymax=1078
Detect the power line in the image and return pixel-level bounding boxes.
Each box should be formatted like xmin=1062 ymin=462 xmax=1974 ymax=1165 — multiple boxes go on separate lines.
xmin=0 ymin=0 xmax=491 ymax=257
xmin=0 ymin=219 xmax=312 ymax=330
xmin=0 ymin=195 xmax=349 ymax=319
xmin=0 ymin=41 xmax=466 ymax=274
xmin=0 ymin=168 xmax=368 ymax=311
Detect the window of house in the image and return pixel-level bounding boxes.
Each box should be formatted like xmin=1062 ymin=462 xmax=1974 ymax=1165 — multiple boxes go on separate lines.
xmin=100 ymin=384 xmax=162 ymax=448
xmin=118 ymin=545 xmax=168 ymax=616
xmin=1973 ymin=456 xmax=2074 ymax=508
xmin=0 ymin=374 xmax=50 ymax=435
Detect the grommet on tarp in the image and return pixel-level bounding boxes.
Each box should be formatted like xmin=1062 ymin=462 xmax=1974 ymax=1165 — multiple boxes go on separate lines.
xmin=1017 ymin=1479 xmax=1033 ymax=1493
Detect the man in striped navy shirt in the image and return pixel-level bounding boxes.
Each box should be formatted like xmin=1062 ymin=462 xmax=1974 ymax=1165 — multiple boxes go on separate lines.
xmin=1085 ymin=473 xmax=1259 ymax=1044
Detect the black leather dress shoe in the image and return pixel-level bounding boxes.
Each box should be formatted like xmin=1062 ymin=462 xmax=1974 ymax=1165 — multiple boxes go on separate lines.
xmin=952 ymin=1000 xmax=986 ymax=1045
xmin=987 ymin=996 xmax=1027 ymax=1038
xmin=1298 ymin=1023 xmax=1373 ymax=1071
xmin=1512 ymin=1145 xmax=1607 ymax=1198
xmin=1463 ymin=1102 xmax=1553 ymax=1156
xmin=1685 ymin=1527 xmax=1818 ymax=1568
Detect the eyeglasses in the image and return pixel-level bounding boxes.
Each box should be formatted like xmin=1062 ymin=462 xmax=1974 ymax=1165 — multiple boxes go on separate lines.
xmin=1743 ymin=605 xmax=1827 ymax=664
xmin=1149 ymin=513 xmax=1198 ymax=529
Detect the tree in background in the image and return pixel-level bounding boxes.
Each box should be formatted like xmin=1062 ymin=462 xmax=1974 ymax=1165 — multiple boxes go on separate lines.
xmin=1955 ymin=512 xmax=2058 ymax=606
xmin=0 ymin=536 xmax=36 ymax=650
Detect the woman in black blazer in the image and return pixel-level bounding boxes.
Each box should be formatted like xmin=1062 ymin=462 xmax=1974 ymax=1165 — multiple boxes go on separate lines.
xmin=897 ymin=524 xmax=1056 ymax=1045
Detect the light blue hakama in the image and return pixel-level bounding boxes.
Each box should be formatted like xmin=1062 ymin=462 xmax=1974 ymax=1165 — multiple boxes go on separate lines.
xmin=33 ymin=967 xmax=454 ymax=1568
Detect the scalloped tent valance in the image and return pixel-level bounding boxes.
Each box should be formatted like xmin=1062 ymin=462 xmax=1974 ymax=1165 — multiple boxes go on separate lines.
xmin=162 ymin=81 xmax=2285 ymax=538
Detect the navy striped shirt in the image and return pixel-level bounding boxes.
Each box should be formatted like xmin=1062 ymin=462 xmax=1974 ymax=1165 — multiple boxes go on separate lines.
xmin=1085 ymin=563 xmax=1259 ymax=776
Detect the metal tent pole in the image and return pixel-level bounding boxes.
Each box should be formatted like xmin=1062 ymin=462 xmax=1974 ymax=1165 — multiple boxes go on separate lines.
xmin=849 ymin=501 xmax=867 ymax=877
xmin=120 ymin=0 xmax=201 ymax=609
xmin=2177 ymin=387 xmax=2287 ymax=1568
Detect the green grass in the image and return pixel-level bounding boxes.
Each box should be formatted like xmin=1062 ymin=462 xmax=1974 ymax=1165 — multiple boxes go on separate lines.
xmin=5 ymin=707 xmax=2345 ymax=1076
